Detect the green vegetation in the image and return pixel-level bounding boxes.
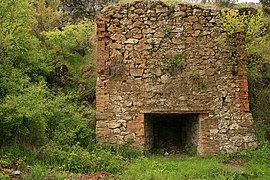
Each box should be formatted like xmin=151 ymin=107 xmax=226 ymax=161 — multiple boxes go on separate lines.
xmin=0 ymin=144 xmax=270 ymax=179
xmin=190 ymin=70 xmax=206 ymax=88
xmin=162 ymin=26 xmax=171 ymax=38
xmin=190 ymin=70 xmax=200 ymax=80
xmin=0 ymin=0 xmax=270 ymax=179
xmin=149 ymin=70 xmax=157 ymax=79
xmin=166 ymin=52 xmax=183 ymax=73
xmin=220 ymin=7 xmax=270 ymax=142
xmin=261 ymin=0 xmax=270 ymax=14
xmin=0 ymin=0 xmax=131 ymax=177
xmin=119 ymin=156 xmax=242 ymax=179
xmin=119 ymin=144 xmax=270 ymax=179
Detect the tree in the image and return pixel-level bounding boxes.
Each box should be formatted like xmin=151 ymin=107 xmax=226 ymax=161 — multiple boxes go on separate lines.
xmin=0 ymin=0 xmax=52 ymax=79
xmin=30 ymin=0 xmax=65 ymax=39
xmin=260 ymin=0 xmax=270 ymax=14
xmin=0 ymin=0 xmax=95 ymax=147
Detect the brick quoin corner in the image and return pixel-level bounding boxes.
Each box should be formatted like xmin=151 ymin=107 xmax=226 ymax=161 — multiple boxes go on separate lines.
xmin=95 ymin=1 xmax=257 ymax=155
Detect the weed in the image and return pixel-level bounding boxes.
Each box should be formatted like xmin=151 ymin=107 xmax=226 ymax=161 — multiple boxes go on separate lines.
xmin=196 ymin=32 xmax=204 ymax=38
xmin=167 ymin=6 xmax=175 ymax=15
xmin=0 ymin=174 xmax=9 ymax=180
xmin=126 ymin=138 xmax=136 ymax=144
xmin=150 ymin=39 xmax=155 ymax=48
xmin=183 ymin=143 xmax=197 ymax=156
xmin=162 ymin=26 xmax=171 ymax=38
xmin=190 ymin=71 xmax=206 ymax=89
xmin=190 ymin=70 xmax=200 ymax=80
xmin=98 ymin=143 xmax=143 ymax=160
xmin=150 ymin=40 xmax=158 ymax=51
xmin=26 ymin=165 xmax=50 ymax=180
xmin=166 ymin=52 xmax=183 ymax=73
xmin=200 ymin=82 xmax=206 ymax=89
xmin=149 ymin=70 xmax=157 ymax=79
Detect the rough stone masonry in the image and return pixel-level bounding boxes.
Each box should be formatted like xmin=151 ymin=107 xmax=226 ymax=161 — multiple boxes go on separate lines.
xmin=95 ymin=0 xmax=257 ymax=155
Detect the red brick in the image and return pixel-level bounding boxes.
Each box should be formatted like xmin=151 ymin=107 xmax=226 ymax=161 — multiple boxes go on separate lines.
xmin=127 ymin=121 xmax=144 ymax=132
xmin=96 ymin=20 xmax=105 ymax=27
xmin=199 ymin=113 xmax=208 ymax=122
xmin=97 ymin=27 xmax=106 ymax=32
xmin=97 ymin=52 xmax=109 ymax=60
xmin=135 ymin=114 xmax=144 ymax=123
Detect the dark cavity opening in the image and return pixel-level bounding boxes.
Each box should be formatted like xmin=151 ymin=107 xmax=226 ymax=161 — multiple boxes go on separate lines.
xmin=222 ymin=96 xmax=226 ymax=103
xmin=144 ymin=113 xmax=199 ymax=155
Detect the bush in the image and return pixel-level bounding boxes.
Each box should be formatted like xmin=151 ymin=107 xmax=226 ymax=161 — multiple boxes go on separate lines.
xmin=0 ymin=83 xmax=50 ymax=146
xmin=98 ymin=143 xmax=144 ymax=160
xmin=40 ymin=22 xmax=97 ymax=106
xmin=0 ymin=82 xmax=94 ymax=147
xmin=40 ymin=143 xmax=123 ymax=173
xmin=0 ymin=0 xmax=96 ymax=147
xmin=261 ymin=0 xmax=270 ymax=14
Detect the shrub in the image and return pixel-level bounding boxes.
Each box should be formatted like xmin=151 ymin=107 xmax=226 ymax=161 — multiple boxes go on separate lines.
xmin=0 ymin=0 xmax=53 ymax=79
xmin=261 ymin=0 xmax=270 ymax=14
xmin=0 ymin=65 xmax=30 ymax=98
xmin=0 ymin=82 xmax=94 ymax=147
xmin=43 ymin=93 xmax=95 ymax=147
xmin=40 ymin=143 xmax=123 ymax=173
xmin=246 ymin=142 xmax=270 ymax=165
xmin=41 ymin=22 xmax=96 ymax=103
xmin=0 ymin=83 xmax=50 ymax=146
xmin=98 ymin=143 xmax=144 ymax=160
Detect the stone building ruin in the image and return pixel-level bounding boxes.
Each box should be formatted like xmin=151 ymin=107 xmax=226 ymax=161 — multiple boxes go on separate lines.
xmin=95 ymin=1 xmax=257 ymax=155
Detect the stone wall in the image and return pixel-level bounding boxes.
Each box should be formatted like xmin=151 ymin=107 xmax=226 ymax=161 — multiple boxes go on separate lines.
xmin=95 ymin=0 xmax=257 ymax=155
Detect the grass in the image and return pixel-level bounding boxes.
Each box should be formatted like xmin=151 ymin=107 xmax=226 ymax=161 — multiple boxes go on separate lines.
xmin=23 ymin=165 xmax=75 ymax=180
xmin=166 ymin=52 xmax=183 ymax=73
xmin=1 ymin=143 xmax=270 ymax=179
xmin=0 ymin=145 xmax=76 ymax=179
xmin=118 ymin=143 xmax=270 ymax=179
xmin=118 ymin=155 xmax=245 ymax=179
